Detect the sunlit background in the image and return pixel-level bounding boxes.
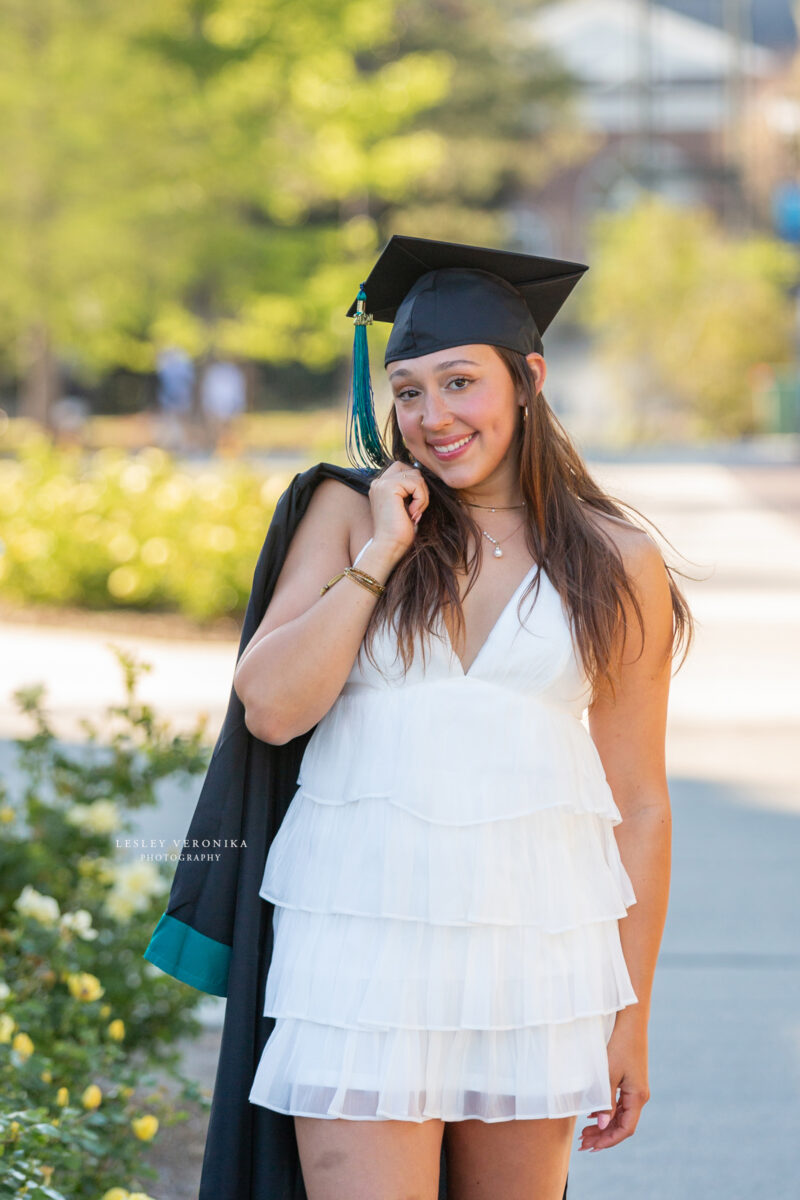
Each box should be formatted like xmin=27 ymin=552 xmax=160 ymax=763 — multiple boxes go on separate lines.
xmin=0 ymin=3 xmax=798 ymax=1199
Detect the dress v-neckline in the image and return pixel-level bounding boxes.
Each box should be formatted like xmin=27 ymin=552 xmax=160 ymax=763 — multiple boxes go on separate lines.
xmin=440 ymin=560 xmax=539 ymax=677
xmin=351 ymin=537 xmax=539 ymax=679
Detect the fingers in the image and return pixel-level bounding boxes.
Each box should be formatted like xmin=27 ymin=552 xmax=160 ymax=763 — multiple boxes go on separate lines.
xmin=390 ymin=460 xmax=429 ymax=525
xmin=578 ymin=1106 xmax=614 ymax=1152
xmin=578 ymin=1090 xmax=644 ymax=1152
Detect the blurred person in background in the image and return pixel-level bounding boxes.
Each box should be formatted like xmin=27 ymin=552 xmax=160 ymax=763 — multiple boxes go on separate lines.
xmin=200 ymin=358 xmax=247 ymax=452
xmin=155 ymin=345 xmax=194 ymax=453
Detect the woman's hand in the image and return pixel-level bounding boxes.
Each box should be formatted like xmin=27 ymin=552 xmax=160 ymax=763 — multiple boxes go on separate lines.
xmin=368 ymin=460 xmax=430 ymax=557
xmin=578 ymin=1018 xmax=650 ymax=1152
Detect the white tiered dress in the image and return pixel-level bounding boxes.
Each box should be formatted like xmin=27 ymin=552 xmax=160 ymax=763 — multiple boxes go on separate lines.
xmin=248 ymin=538 xmax=638 ymax=1122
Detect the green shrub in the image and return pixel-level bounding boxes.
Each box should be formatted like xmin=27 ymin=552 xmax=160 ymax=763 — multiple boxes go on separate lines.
xmin=0 ymin=431 xmax=302 ymax=620
xmin=0 ymin=647 xmax=213 ymax=1199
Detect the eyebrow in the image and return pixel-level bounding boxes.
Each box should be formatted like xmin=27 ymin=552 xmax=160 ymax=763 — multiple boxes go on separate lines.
xmin=388 ymin=358 xmax=480 ymax=381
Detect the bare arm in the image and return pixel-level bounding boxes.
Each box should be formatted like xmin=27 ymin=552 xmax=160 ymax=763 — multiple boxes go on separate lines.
xmin=587 ymin=529 xmax=674 ymax=1028
xmin=233 ymin=461 xmax=433 ymax=744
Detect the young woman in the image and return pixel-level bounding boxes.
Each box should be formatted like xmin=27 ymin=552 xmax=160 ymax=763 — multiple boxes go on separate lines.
xmin=233 ymin=237 xmax=693 ymax=1200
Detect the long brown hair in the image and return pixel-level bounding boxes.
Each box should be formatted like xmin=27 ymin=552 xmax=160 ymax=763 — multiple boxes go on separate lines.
xmin=358 ymin=346 xmax=695 ymax=704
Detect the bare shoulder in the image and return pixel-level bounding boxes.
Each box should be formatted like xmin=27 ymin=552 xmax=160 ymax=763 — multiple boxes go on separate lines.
xmin=234 ymin=476 xmax=371 ymax=674
xmin=582 ymin=505 xmax=664 ymax=585
xmin=583 ymin=506 xmax=672 ymax=672
xmin=301 ymin=475 xmax=372 ymax=554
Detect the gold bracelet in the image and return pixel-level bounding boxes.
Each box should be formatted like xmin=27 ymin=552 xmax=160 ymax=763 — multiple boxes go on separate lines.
xmin=348 ymin=566 xmax=385 ymax=594
xmin=320 ymin=566 xmax=385 ymax=598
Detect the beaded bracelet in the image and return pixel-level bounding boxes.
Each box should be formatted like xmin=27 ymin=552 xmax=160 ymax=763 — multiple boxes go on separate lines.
xmin=320 ymin=566 xmax=385 ymax=598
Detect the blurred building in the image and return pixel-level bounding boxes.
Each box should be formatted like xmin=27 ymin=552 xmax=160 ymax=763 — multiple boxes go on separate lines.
xmin=739 ymin=30 xmax=800 ymax=239
xmin=660 ymin=0 xmax=797 ymax=51
xmin=511 ymin=0 xmax=789 ymax=258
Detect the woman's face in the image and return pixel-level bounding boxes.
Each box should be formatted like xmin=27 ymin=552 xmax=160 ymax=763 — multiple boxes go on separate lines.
xmin=387 ymin=343 xmax=546 ymax=488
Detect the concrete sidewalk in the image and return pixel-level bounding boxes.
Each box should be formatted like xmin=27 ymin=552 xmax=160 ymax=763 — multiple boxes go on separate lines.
xmin=2 ymin=460 xmax=799 ymax=1197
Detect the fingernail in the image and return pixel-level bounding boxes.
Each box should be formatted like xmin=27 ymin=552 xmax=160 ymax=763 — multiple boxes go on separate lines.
xmin=597 ymin=1114 xmax=611 ymax=1129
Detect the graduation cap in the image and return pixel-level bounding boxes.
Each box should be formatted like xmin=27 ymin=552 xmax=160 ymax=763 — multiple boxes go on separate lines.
xmin=344 ymin=234 xmax=589 ymax=469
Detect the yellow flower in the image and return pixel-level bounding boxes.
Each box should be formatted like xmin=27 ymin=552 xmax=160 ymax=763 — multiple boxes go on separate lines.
xmin=0 ymin=1013 xmax=16 ymax=1042
xmin=58 ymin=908 xmax=98 ymax=941
xmin=9 ymin=1120 xmax=20 ymax=1138
xmin=78 ymin=855 xmax=116 ymax=884
xmin=0 ymin=804 xmax=15 ymax=822
xmin=108 ymin=1018 xmax=125 ymax=1041
xmin=120 ymin=1085 xmax=134 ymax=1098
xmin=65 ymin=799 xmax=119 ymax=835
xmin=100 ymin=1004 xmax=112 ymax=1018
xmin=82 ymin=1083 xmax=102 ymax=1109
xmin=129 ymin=1194 xmax=158 ymax=1200
xmin=104 ymin=891 xmax=137 ymax=921
xmin=131 ymin=1114 xmax=159 ymax=1141
xmin=101 ymin=1190 xmax=130 ymax=1200
xmin=103 ymin=860 xmax=166 ymax=922
xmin=39 ymin=1166 xmax=54 ymax=1184
xmin=12 ymin=1031 xmax=34 ymax=1059
xmin=55 ymin=1086 xmax=69 ymax=1106
xmin=66 ymin=971 xmax=105 ymax=1002
xmin=40 ymin=1068 xmax=52 ymax=1083
xmin=51 ymin=1117 xmax=60 ymax=1127
xmin=13 ymin=884 xmax=60 ymax=925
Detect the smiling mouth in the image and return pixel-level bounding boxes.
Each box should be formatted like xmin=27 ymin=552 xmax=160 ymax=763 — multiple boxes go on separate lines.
xmin=428 ymin=432 xmax=478 ymax=458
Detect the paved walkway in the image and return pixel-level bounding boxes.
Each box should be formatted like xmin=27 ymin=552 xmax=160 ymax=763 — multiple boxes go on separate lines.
xmin=2 ymin=458 xmax=798 ymax=1197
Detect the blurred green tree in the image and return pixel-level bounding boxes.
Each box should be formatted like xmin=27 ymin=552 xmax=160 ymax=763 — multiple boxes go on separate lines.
xmin=576 ymin=194 xmax=800 ymax=438
xmin=372 ymin=0 xmax=591 ymax=238
xmin=0 ymin=0 xmax=582 ymax=424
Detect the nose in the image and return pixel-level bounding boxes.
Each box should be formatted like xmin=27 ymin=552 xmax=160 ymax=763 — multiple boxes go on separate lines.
xmin=419 ymin=388 xmax=454 ymax=433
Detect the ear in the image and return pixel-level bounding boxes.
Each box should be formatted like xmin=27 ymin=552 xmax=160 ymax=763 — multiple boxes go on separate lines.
xmin=525 ymin=352 xmax=546 ymax=393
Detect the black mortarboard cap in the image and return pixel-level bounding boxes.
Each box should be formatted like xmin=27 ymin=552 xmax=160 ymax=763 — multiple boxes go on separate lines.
xmin=344 ymin=234 xmax=589 ymax=469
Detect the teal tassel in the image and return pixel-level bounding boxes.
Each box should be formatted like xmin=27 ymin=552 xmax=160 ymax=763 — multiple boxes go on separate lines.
xmin=346 ymin=283 xmax=390 ymax=470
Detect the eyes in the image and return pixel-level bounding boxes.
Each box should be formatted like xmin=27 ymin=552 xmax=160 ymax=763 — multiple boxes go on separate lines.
xmin=395 ymin=376 xmax=473 ymax=402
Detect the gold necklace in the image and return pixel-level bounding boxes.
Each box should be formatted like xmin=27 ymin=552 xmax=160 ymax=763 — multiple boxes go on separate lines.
xmin=462 ymin=501 xmax=526 ymax=510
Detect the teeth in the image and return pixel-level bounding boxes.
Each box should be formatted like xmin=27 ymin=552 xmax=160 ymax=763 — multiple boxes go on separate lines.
xmin=433 ymin=434 xmax=474 ymax=454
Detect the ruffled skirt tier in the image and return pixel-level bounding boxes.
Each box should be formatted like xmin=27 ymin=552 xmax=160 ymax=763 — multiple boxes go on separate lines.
xmin=262 ymin=907 xmax=638 ymax=1031
xmin=295 ymin=682 xmax=625 ymax=827
xmin=260 ymin=790 xmax=636 ymax=932
xmin=250 ymin=1012 xmax=619 ymax=1122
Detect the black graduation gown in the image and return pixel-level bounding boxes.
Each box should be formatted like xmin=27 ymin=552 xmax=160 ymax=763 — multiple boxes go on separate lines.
xmin=142 ymin=459 xmax=570 ymax=1200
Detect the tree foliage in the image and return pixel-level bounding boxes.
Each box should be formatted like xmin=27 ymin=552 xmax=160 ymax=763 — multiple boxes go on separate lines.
xmin=0 ymin=0 xmax=581 ymax=415
xmin=576 ymin=194 xmax=800 ymax=437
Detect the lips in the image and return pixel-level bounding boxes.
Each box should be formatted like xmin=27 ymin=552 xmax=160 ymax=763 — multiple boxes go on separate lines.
xmin=428 ymin=432 xmax=478 ymax=459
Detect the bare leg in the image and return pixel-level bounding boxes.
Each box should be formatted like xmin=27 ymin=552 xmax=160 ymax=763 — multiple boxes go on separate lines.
xmin=294 ymin=1114 xmax=446 ymax=1200
xmin=444 ymin=1114 xmax=577 ymax=1200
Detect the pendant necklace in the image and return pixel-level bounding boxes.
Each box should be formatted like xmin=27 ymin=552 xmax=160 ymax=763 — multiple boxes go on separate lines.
xmin=480 ymin=517 xmax=527 ymax=558
xmin=462 ymin=500 xmax=527 ymax=559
